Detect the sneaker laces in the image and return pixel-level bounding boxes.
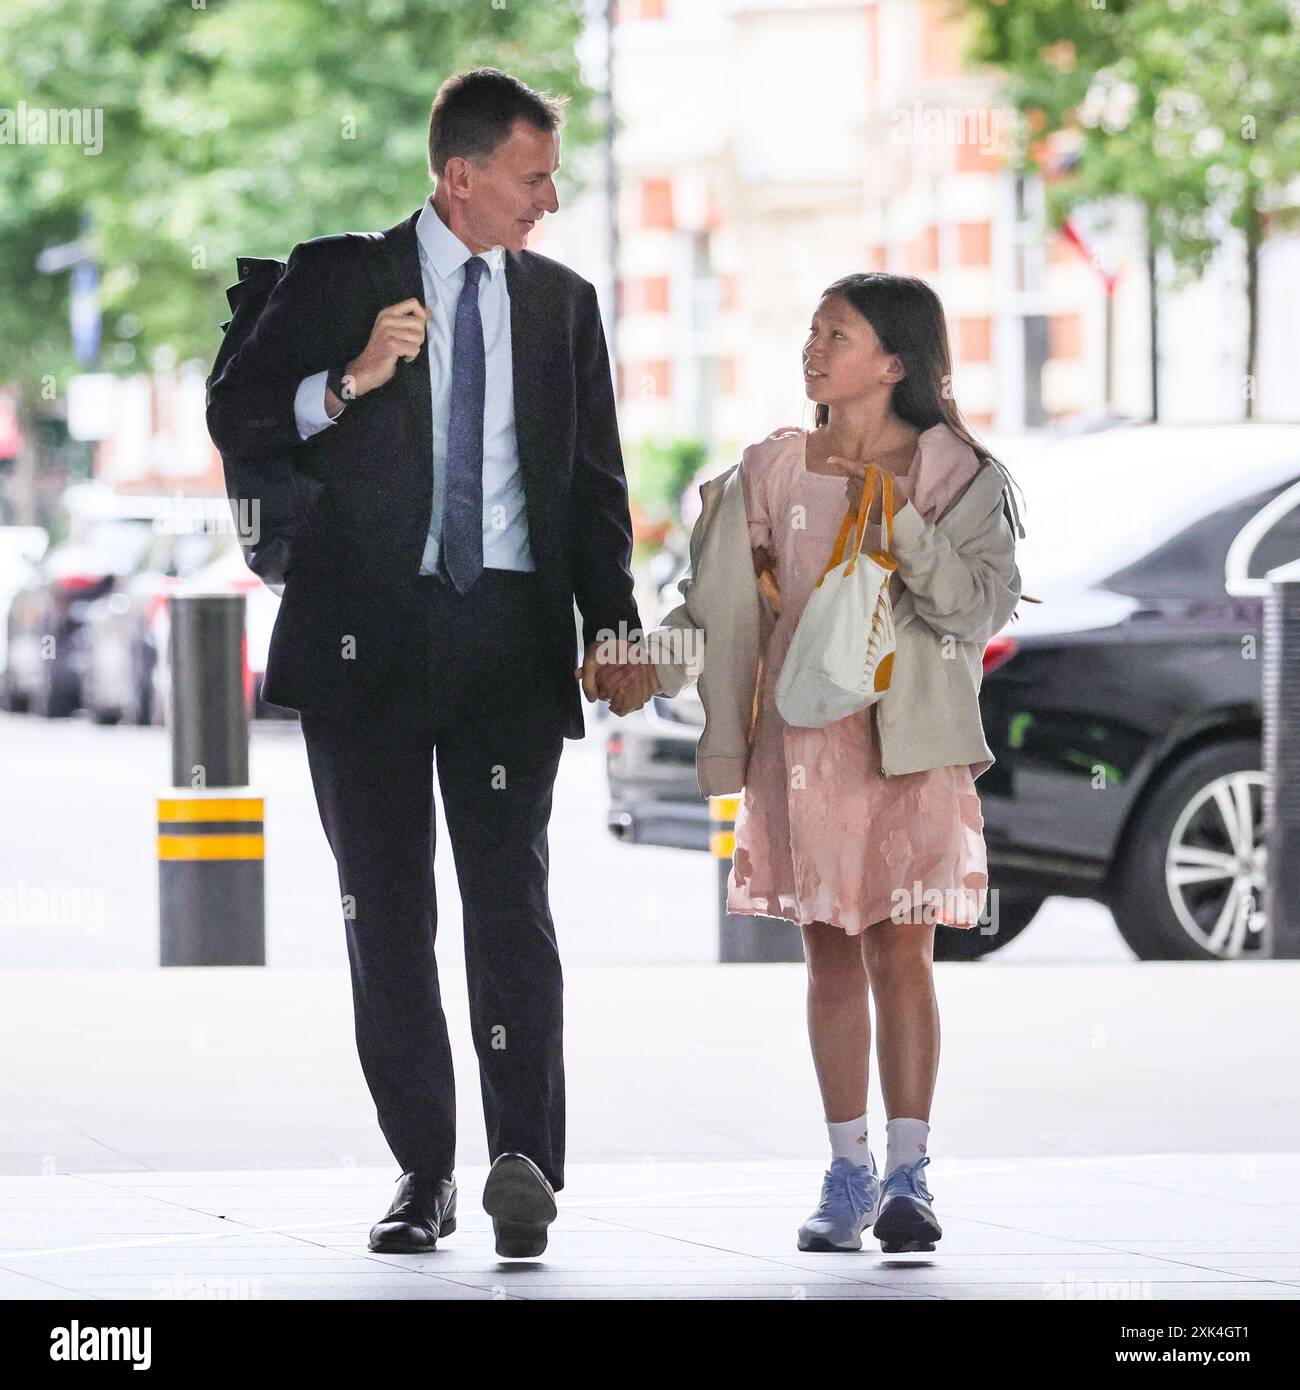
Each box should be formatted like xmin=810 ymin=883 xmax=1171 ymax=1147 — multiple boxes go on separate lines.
xmin=817 ymin=1162 xmax=875 ymax=1221
xmin=881 ymin=1154 xmax=933 ymax=1202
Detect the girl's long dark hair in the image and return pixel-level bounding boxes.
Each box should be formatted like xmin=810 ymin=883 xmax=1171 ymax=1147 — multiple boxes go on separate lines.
xmin=812 ymin=272 xmax=1027 ymax=539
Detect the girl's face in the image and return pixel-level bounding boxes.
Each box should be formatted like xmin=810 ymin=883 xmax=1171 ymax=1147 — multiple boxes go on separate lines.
xmin=802 ymin=294 xmax=904 ymax=406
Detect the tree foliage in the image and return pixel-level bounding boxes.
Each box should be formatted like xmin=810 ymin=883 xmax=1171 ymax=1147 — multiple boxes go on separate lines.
xmin=0 ymin=0 xmax=595 ymax=389
xmin=962 ymin=0 xmax=1300 ymax=281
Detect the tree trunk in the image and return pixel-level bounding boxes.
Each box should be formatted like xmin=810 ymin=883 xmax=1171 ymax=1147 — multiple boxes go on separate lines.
xmin=1146 ymin=203 xmax=1159 ymax=423
xmin=7 ymin=388 xmax=40 ymax=526
xmin=1244 ymin=193 xmax=1261 ymax=422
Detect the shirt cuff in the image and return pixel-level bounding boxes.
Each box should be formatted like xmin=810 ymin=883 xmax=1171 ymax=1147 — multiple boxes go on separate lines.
xmin=294 ymin=371 xmax=338 ymax=441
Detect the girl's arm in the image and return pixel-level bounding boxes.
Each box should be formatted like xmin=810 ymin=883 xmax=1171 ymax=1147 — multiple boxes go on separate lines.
xmin=889 ymin=490 xmax=1022 ymax=645
xmin=644 ymin=567 xmax=705 ymax=698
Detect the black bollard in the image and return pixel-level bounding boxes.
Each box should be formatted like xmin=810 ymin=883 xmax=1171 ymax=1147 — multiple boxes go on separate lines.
xmin=1262 ymin=560 xmax=1300 ymax=959
xmin=157 ymin=591 xmax=265 ymax=966
xmin=711 ymin=794 xmax=803 ymax=963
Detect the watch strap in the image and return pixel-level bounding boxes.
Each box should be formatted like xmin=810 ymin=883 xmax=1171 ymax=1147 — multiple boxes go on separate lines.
xmin=326 ymin=364 xmax=352 ymax=407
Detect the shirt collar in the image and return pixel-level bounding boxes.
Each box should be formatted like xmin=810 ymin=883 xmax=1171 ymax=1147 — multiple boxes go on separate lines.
xmin=416 ymin=196 xmax=506 ymax=282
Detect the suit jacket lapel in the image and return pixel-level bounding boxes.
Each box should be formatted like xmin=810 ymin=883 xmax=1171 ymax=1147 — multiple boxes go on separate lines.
xmin=380 ymin=210 xmax=434 ymax=530
xmin=379 ymin=210 xmax=552 ymax=576
xmin=504 ymin=249 xmax=553 ymax=573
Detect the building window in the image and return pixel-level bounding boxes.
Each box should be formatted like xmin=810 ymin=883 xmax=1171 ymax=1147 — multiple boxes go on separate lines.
xmin=1049 ymin=313 xmax=1084 ymax=361
xmin=907 ymin=226 xmax=939 ymax=274
xmin=614 ymin=0 xmax=666 ymax=22
xmin=621 ymin=276 xmax=671 ymax=313
xmin=618 ymin=360 xmax=672 ymax=400
xmin=956 ymin=221 xmax=991 ymax=268
xmin=956 ymin=317 xmax=992 ymax=362
xmin=640 ymin=179 xmax=675 ymax=231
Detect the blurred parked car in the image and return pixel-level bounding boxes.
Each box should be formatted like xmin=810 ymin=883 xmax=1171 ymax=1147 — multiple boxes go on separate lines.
xmin=3 ymin=485 xmax=160 ymax=717
xmin=81 ymin=522 xmax=230 ymax=725
xmin=606 ymin=423 xmax=1300 ymax=963
xmin=145 ymin=530 xmax=289 ymax=724
xmin=0 ymin=525 xmax=48 ymax=693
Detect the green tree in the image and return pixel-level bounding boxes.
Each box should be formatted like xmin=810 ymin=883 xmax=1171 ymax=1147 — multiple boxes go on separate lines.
xmin=0 ymin=0 xmax=598 ymax=514
xmin=630 ymin=437 xmax=708 ymax=554
xmin=962 ymin=0 xmax=1300 ymax=419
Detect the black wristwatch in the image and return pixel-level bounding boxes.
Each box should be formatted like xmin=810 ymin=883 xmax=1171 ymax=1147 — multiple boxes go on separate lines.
xmin=326 ymin=364 xmax=353 ymax=413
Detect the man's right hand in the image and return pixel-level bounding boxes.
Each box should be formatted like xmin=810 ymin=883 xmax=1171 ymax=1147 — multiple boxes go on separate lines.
xmin=333 ymin=298 xmax=431 ymax=407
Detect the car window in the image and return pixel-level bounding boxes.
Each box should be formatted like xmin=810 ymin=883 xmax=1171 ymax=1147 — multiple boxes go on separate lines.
xmin=1246 ymin=496 xmax=1300 ymax=581
xmin=1004 ymin=433 xmax=1300 ymax=594
xmin=1101 ymin=478 xmax=1300 ymax=599
xmin=86 ymin=519 xmax=156 ymax=575
xmin=168 ymin=531 xmax=226 ymax=576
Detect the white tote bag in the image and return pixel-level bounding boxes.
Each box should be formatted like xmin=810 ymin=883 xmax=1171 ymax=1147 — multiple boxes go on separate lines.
xmin=775 ymin=464 xmax=898 ymax=728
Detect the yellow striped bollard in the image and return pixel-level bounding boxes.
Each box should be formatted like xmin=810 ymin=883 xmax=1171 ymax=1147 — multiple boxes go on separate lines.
xmin=709 ymin=794 xmax=802 ymax=963
xmin=158 ymin=590 xmax=264 ymax=965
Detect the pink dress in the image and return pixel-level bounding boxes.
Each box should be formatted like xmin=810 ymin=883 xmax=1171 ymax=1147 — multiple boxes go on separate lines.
xmin=727 ymin=425 xmax=988 ymax=934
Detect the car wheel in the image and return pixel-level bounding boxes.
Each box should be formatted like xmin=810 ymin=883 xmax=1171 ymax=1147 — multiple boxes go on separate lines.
xmin=133 ymin=643 xmax=155 ymax=725
xmin=2 ymin=676 xmax=31 ymax=714
xmin=36 ymin=659 xmax=80 ymax=718
xmin=1111 ymin=738 xmax=1265 ymax=961
xmin=933 ymin=891 xmax=1044 ymax=961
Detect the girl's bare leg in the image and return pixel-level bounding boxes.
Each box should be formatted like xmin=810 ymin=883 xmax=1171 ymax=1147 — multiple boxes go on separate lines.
xmin=860 ymin=917 xmax=939 ymax=1121
xmin=800 ymin=920 xmax=871 ymax=1122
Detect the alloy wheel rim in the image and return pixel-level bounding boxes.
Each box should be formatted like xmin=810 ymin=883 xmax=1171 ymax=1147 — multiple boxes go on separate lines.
xmin=1164 ymin=770 xmax=1267 ymax=958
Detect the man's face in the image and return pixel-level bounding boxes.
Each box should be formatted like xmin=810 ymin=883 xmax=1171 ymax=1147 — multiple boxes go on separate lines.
xmin=451 ymin=119 xmax=561 ymax=254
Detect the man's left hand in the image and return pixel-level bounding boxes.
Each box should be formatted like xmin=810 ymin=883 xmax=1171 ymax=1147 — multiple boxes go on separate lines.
xmin=576 ymin=640 xmax=661 ymax=716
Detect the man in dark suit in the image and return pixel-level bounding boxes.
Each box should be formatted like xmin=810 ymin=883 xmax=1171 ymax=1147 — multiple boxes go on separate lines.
xmin=207 ymin=68 xmax=642 ymax=1258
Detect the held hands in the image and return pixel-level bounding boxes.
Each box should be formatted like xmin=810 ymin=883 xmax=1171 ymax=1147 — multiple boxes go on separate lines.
xmin=342 ymin=298 xmax=432 ymax=400
xmin=576 ymin=640 xmax=662 ymax=718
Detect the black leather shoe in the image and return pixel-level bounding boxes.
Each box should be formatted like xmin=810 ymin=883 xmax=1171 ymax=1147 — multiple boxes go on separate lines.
xmin=368 ymin=1171 xmax=457 ymax=1253
xmin=482 ymin=1153 xmax=557 ymax=1258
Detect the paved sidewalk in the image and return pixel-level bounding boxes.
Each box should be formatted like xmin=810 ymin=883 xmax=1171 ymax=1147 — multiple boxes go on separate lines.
xmin=3 ymin=1155 xmax=1300 ymax=1301
xmin=1 ymin=965 xmax=1298 ymax=1300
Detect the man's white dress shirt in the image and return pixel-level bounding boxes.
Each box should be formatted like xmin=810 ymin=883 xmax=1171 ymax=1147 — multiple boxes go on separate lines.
xmin=293 ymin=197 xmax=534 ymax=573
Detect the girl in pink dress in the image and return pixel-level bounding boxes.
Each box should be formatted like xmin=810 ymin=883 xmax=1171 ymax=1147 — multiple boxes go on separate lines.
xmin=735 ymin=274 xmax=1014 ymax=1254
xmin=594 ymin=273 xmax=1022 ymax=1255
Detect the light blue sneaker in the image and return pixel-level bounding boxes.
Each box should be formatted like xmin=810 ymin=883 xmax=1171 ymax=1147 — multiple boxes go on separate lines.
xmin=873 ymin=1154 xmax=942 ymax=1253
xmin=797 ymin=1155 xmax=881 ymax=1252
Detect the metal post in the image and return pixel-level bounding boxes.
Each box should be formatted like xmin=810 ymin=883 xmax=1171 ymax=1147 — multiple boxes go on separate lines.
xmin=1262 ymin=561 xmax=1300 ymax=958
xmin=158 ymin=590 xmax=264 ymax=966
xmin=710 ymin=794 xmax=803 ymax=963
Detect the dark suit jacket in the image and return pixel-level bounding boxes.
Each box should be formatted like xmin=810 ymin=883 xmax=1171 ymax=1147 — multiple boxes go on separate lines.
xmin=206 ymin=206 xmax=642 ymax=739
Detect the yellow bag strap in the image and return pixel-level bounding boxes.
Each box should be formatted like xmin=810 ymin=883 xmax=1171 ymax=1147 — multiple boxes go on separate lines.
xmin=819 ymin=465 xmax=872 ymax=584
xmin=822 ymin=510 xmax=856 ymax=583
xmin=881 ymin=468 xmax=896 ymax=552
xmin=817 ymin=465 xmax=897 ymax=585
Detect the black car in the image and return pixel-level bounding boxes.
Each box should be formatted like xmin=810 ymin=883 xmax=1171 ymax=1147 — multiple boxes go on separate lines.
xmin=606 ymin=424 xmax=1300 ymax=962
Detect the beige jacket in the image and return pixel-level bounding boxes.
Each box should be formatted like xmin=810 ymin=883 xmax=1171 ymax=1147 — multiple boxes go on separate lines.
xmin=643 ymin=429 xmax=1025 ymax=797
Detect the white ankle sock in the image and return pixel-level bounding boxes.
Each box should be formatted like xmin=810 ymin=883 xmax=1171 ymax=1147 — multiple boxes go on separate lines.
xmin=827 ymin=1113 xmax=873 ymax=1168
xmin=884 ymin=1117 xmax=929 ymax=1177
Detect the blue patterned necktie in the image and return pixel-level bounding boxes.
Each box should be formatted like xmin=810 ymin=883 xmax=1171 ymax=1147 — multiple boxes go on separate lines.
xmin=437 ymin=254 xmax=487 ymax=593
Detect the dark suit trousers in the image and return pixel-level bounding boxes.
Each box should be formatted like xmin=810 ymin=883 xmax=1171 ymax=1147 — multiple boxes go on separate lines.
xmin=300 ymin=570 xmax=569 ymax=1191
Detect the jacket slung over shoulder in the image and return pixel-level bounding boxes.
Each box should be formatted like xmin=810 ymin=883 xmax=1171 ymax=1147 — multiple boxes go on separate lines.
xmin=644 ymin=424 xmax=1023 ymax=796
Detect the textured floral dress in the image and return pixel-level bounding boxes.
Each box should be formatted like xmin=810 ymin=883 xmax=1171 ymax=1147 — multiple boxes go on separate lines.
xmin=727 ymin=424 xmax=989 ymax=934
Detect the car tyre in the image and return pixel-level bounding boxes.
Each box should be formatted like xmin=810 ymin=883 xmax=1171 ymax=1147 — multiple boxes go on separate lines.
xmin=1111 ymin=738 xmax=1264 ymax=961
xmin=2 ymin=675 xmax=31 ymax=714
xmin=36 ymin=659 xmax=81 ymax=719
